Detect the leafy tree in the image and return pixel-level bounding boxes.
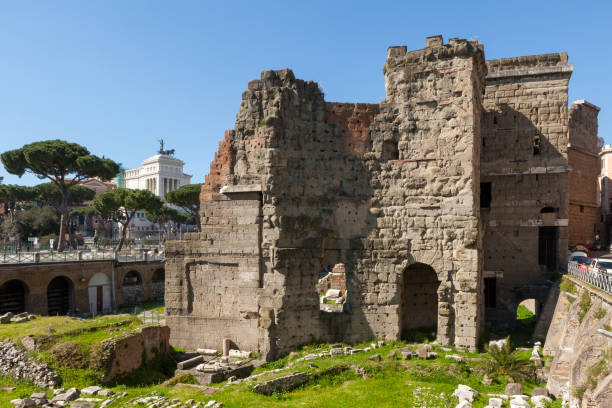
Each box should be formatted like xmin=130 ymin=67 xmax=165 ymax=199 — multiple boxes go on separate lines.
xmin=146 ymin=205 xmax=182 ymax=244
xmin=0 ymin=184 xmax=36 ymax=215
xmin=69 ymin=206 xmax=100 ymax=218
xmin=164 ymin=183 xmax=202 ymax=231
xmin=34 ymin=183 xmax=96 ymax=212
xmin=1 ymin=140 xmax=119 ymax=250
xmin=93 ymin=188 xmax=162 ymax=251
xmin=16 ymin=206 xmax=59 ymax=239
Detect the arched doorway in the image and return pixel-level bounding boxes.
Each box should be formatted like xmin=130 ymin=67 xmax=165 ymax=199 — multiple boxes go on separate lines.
xmin=122 ymin=270 xmax=143 ymax=305
xmin=0 ymin=280 xmax=29 ymax=314
xmin=88 ymin=273 xmax=112 ymax=315
xmin=47 ymin=276 xmax=74 ymax=315
xmin=152 ymin=268 xmax=165 ymax=300
xmin=400 ymin=263 xmax=440 ymax=338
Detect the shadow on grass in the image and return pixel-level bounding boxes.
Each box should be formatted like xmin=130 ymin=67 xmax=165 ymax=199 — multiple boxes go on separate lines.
xmin=401 ymin=327 xmax=436 ymax=344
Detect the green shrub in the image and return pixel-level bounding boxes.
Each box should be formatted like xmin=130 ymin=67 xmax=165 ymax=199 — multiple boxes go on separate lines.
xmin=578 ymin=292 xmax=592 ymax=323
xmin=560 ymin=278 xmax=577 ymax=294
xmin=574 ymin=384 xmax=587 ymax=399
xmin=258 ymin=119 xmax=266 ymax=127
xmin=594 ymin=308 xmax=607 ymax=319
xmin=482 ymin=336 xmax=534 ymax=381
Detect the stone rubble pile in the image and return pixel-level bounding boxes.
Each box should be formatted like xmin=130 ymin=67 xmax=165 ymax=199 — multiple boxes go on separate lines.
xmin=0 ymin=312 xmax=36 ymax=324
xmin=127 ymin=395 xmax=221 ymax=407
xmin=0 ymin=342 xmax=60 ymax=387
xmin=8 ymin=387 xmax=117 ymax=408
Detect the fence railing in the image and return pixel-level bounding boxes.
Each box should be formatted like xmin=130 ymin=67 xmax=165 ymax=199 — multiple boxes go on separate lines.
xmin=0 ymin=249 xmax=164 ymax=265
xmin=568 ymin=261 xmax=612 ymax=294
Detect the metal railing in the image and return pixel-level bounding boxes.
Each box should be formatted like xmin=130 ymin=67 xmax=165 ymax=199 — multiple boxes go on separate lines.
xmin=0 ymin=249 xmax=164 ymax=265
xmin=568 ymin=261 xmax=612 ymax=294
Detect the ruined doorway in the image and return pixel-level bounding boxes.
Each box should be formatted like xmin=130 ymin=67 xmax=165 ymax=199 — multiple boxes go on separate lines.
xmin=400 ymin=263 xmax=440 ymax=338
xmin=152 ymin=268 xmax=165 ymax=300
xmin=122 ymin=270 xmax=143 ymax=305
xmin=47 ymin=276 xmax=74 ymax=315
xmin=538 ymin=226 xmax=558 ymax=271
xmin=0 ymin=280 xmax=29 ymax=314
xmin=88 ymin=273 xmax=111 ymax=315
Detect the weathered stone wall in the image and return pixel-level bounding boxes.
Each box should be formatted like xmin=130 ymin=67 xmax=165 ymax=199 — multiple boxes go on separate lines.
xmin=166 ymin=36 xmax=599 ymax=359
xmin=100 ymin=325 xmax=171 ymax=382
xmin=481 ymin=53 xmax=572 ymax=323
xmin=165 ymin=191 xmax=263 ymax=353
xmin=568 ymin=100 xmax=601 ymax=246
xmin=166 ymin=36 xmax=486 ymax=357
xmin=350 ymin=36 xmax=486 ymax=350
xmin=544 ymin=277 xmax=612 ymax=408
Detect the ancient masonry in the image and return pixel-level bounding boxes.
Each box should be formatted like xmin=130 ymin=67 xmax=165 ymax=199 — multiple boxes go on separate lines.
xmin=166 ymin=36 xmax=599 ymax=359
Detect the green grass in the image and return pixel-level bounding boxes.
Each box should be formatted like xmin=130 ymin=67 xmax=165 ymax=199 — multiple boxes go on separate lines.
xmin=578 ymin=292 xmax=592 ymax=323
xmin=516 ymin=305 xmax=536 ymax=324
xmin=0 ymin=319 xmax=552 ymax=408
xmin=560 ymin=278 xmax=577 ymax=295
xmin=0 ymin=314 xmax=139 ymax=341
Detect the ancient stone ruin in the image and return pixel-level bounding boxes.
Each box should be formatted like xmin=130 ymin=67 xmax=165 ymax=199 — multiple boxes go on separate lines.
xmin=166 ymin=35 xmax=596 ymax=360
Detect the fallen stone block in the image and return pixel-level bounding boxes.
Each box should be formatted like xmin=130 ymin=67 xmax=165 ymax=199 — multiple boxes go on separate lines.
xmin=177 ymin=355 xmax=204 ymax=370
xmin=51 ymin=387 xmax=79 ymax=402
xmin=368 ymin=354 xmax=381 ymax=361
xmin=488 ymin=397 xmax=503 ymax=408
xmin=80 ymin=386 xmax=102 ymax=396
xmin=252 ymin=372 xmax=311 ymax=396
xmin=505 ymin=383 xmax=524 ymax=396
xmin=531 ymin=395 xmax=552 ymax=405
xmin=0 ymin=312 xmax=13 ymax=324
xmin=197 ymin=348 xmax=218 ymax=356
xmin=453 ymin=384 xmax=479 ymax=402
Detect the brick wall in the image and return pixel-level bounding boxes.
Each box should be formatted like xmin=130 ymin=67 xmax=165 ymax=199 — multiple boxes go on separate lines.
xmin=325 ymin=103 xmax=379 ymax=154
xmin=200 ymin=130 xmax=235 ymax=202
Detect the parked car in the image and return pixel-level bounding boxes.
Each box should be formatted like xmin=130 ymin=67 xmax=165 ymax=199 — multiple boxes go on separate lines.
xmin=591 ymin=258 xmax=612 ymax=275
xmin=570 ymin=251 xmax=588 ymax=263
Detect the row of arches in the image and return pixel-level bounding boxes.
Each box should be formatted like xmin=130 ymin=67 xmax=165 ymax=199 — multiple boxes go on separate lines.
xmin=0 ymin=268 xmax=165 ymax=316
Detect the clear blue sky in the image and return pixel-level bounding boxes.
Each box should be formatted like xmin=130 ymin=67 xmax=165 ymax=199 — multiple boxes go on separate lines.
xmin=1 ymin=1 xmax=610 ymax=186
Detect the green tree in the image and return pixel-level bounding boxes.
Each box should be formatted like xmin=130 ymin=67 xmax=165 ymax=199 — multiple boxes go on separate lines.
xmin=164 ymin=183 xmax=202 ymax=231
xmin=0 ymin=184 xmax=36 ymax=215
xmin=34 ymin=183 xmax=96 ymax=211
xmin=1 ymin=140 xmax=118 ymax=250
xmin=16 ymin=206 xmax=59 ymax=239
xmin=93 ymin=188 xmax=162 ymax=251
xmin=146 ymin=205 xmax=182 ymax=244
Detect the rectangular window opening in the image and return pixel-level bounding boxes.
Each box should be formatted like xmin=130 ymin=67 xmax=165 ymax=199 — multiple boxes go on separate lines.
xmin=484 ymin=277 xmax=496 ymax=308
xmin=480 ymin=182 xmax=492 ymax=209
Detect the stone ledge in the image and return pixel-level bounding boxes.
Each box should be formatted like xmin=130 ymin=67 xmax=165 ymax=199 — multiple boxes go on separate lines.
xmin=220 ymin=184 xmax=262 ymax=194
xmin=487 ymin=64 xmax=573 ymax=79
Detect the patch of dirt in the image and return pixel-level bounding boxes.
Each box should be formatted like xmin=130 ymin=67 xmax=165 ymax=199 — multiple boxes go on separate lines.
xmin=49 ymin=341 xmax=86 ymax=369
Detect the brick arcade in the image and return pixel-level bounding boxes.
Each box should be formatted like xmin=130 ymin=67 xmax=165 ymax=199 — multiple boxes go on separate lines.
xmin=166 ymin=36 xmax=599 ymax=359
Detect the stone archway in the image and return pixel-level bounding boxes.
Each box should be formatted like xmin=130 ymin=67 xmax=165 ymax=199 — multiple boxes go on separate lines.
xmin=0 ymin=280 xmax=29 ymax=314
xmin=122 ymin=270 xmax=143 ymax=305
xmin=47 ymin=276 xmax=74 ymax=315
xmin=152 ymin=268 xmax=165 ymax=300
xmin=88 ymin=273 xmax=112 ymax=315
xmin=400 ymin=262 xmax=441 ymax=337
